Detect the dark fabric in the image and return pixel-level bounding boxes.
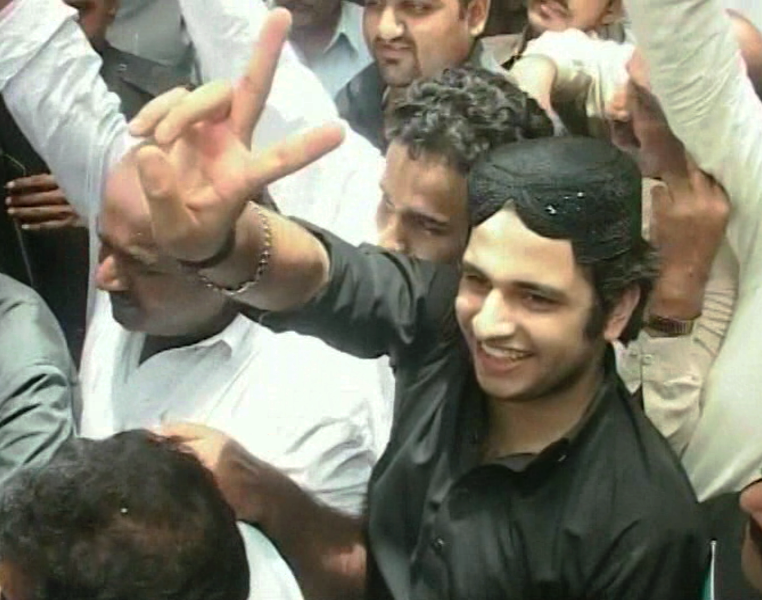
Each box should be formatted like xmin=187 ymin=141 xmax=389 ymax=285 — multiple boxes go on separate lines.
xmin=246 ymin=224 xmax=710 ymax=600
xmin=467 ymin=137 xmax=643 ymax=263
xmin=0 ymin=98 xmax=89 ymax=363
xmin=100 ymin=43 xmax=192 ymax=121
xmin=0 ymin=274 xmax=78 ymax=487
xmin=335 ymin=62 xmax=388 ymax=152
xmin=703 ymin=493 xmax=762 ymax=600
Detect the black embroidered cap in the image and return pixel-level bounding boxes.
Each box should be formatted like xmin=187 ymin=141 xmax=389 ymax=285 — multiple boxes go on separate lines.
xmin=467 ymin=137 xmax=643 ymax=263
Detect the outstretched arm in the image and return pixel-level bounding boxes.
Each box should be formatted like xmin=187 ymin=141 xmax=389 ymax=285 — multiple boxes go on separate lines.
xmin=129 ymin=9 xmax=458 ymax=363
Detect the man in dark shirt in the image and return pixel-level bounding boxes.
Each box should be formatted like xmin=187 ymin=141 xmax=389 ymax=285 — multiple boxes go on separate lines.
xmin=334 ymin=0 xmax=500 ymax=150
xmin=127 ymin=35 xmax=710 ymax=597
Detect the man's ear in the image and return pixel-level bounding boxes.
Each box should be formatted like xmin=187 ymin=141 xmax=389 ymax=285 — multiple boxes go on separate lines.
xmin=600 ymin=0 xmax=624 ymax=26
xmin=603 ymin=284 xmax=640 ymax=342
xmin=466 ymin=0 xmax=491 ymax=37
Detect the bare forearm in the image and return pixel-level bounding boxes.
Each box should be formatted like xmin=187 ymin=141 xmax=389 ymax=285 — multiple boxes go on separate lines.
xmin=230 ymin=452 xmax=367 ymax=600
xmin=202 ymin=205 xmax=330 ymax=312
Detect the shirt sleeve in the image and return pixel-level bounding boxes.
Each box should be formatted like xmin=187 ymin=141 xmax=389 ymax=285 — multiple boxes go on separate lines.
xmin=0 ymin=288 xmax=78 ymax=488
xmin=618 ymin=242 xmax=738 ymax=455
xmin=626 ymin=0 xmax=762 ymax=279
xmin=0 ymin=0 xmax=138 ymax=223
xmin=178 ymin=0 xmax=384 ymax=244
xmin=520 ymin=30 xmax=635 ymax=137
xmin=250 ymin=224 xmax=461 ymax=366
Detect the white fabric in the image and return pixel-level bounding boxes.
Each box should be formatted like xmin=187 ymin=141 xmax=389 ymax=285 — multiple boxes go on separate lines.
xmin=80 ymin=295 xmax=386 ymax=515
xmin=627 ymin=0 xmax=762 ymax=499
xmin=237 ymin=524 xmax=305 ymax=600
xmin=723 ymin=0 xmax=762 ymax=30
xmin=80 ymin=293 xmax=389 ymax=599
xmin=107 ymin=0 xmax=192 ymax=69
xmin=0 ymin=0 xmax=383 ymax=245
xmin=289 ymin=1 xmax=372 ymax=96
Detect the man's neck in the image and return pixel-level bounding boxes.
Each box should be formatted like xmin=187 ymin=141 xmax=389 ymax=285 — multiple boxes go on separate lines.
xmin=291 ymin=5 xmax=343 ymax=62
xmin=482 ymin=355 xmax=606 ymax=461
xmin=139 ymin=309 xmax=238 ymax=364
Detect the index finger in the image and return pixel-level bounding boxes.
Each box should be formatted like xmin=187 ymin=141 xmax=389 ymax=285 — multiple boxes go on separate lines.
xmin=230 ymin=8 xmax=292 ymax=144
xmin=6 ymin=173 xmax=57 ymax=192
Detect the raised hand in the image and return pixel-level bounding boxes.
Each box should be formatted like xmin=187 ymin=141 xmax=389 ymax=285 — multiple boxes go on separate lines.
xmin=128 ymin=9 xmax=344 ymax=263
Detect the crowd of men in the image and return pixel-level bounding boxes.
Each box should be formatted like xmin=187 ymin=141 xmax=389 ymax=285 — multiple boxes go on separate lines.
xmin=1 ymin=0 xmax=762 ymax=598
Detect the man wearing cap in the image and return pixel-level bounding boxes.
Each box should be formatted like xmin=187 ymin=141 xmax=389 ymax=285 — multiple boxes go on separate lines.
xmin=128 ymin=26 xmax=709 ymax=594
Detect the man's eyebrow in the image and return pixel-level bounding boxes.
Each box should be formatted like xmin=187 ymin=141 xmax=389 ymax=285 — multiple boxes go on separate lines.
xmin=97 ymin=230 xmax=160 ymax=266
xmin=514 ymin=280 xmax=568 ymax=301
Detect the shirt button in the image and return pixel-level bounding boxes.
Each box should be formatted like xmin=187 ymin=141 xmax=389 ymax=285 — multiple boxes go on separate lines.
xmin=557 ymin=453 xmax=567 ymax=463
xmin=431 ymin=537 xmax=446 ymax=554
xmin=642 ymin=354 xmax=653 ymax=366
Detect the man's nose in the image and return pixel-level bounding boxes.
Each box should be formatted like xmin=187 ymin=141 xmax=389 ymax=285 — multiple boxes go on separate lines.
xmin=471 ymin=289 xmax=518 ymax=342
xmin=377 ymin=5 xmax=404 ymax=41
xmin=377 ymin=215 xmax=409 ymax=254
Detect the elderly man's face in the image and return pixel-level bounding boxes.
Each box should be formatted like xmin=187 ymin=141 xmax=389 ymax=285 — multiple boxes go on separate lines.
xmin=94 ymin=156 xmax=234 ymax=338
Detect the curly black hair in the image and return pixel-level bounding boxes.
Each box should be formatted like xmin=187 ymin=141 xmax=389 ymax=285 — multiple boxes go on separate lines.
xmin=386 ymin=66 xmax=554 ymax=174
xmin=0 ymin=430 xmax=249 ymax=600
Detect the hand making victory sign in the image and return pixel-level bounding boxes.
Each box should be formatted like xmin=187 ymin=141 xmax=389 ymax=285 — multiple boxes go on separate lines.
xmin=127 ymin=8 xmax=344 ymax=265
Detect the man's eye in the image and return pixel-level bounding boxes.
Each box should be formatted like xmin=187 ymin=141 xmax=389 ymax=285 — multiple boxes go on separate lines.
xmin=523 ymin=292 xmax=556 ymax=309
xmin=414 ymin=216 xmax=445 ymax=235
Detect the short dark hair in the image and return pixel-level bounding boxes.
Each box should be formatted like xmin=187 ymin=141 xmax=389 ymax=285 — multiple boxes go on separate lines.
xmin=0 ymin=431 xmax=249 ymax=600
xmin=468 ymin=137 xmax=658 ymax=343
xmin=386 ymin=66 xmax=554 ymax=174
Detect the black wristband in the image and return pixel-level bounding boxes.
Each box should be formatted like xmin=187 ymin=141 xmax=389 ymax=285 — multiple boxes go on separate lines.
xmin=177 ymin=228 xmax=236 ymax=270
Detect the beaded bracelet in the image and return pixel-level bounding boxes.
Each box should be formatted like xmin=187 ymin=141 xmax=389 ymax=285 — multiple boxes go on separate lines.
xmin=192 ymin=203 xmax=273 ymax=298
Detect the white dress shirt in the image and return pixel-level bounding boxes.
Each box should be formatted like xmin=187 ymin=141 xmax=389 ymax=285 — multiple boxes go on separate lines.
xmin=80 ymin=292 xmax=389 ymax=599
xmin=289 ymin=1 xmax=372 ymax=97
xmin=628 ymin=0 xmax=762 ymax=499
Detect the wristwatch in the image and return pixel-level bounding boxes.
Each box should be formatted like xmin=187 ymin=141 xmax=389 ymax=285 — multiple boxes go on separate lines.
xmin=644 ymin=313 xmax=696 ymax=337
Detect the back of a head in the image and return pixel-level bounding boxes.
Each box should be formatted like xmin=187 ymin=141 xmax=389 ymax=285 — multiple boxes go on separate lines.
xmin=0 ymin=431 xmax=249 ymax=600
xmin=387 ymin=66 xmax=554 ymax=174
xmin=468 ymin=136 xmax=657 ymax=341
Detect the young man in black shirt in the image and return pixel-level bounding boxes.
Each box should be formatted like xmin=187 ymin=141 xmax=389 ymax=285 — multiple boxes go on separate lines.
xmin=129 ymin=12 xmax=709 ymax=598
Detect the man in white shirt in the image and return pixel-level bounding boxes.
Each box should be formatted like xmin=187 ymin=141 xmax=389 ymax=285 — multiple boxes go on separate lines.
xmin=75 ymin=150 xmax=387 ymax=599
xmin=0 ymin=0 xmax=383 ymax=251
xmin=625 ymin=0 xmax=762 ymax=498
xmin=272 ymin=0 xmax=371 ymax=96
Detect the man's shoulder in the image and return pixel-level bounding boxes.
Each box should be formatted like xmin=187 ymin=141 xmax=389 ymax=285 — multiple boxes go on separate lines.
xmin=0 ymin=274 xmax=72 ymax=370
